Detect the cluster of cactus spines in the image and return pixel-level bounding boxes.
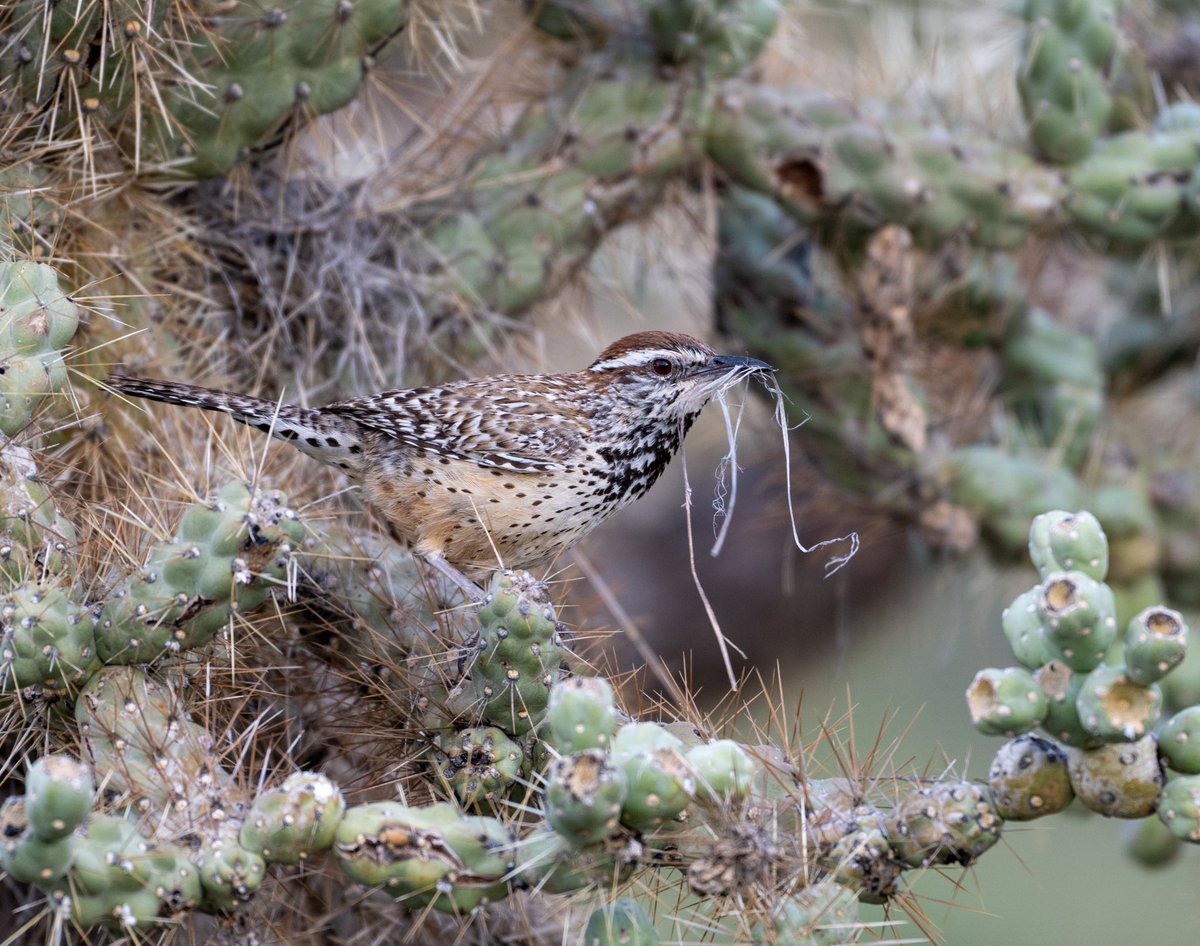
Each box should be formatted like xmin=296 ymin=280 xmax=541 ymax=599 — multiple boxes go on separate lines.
xmin=0 ymin=260 xmax=80 ymax=437
xmin=971 ymin=510 xmax=1200 ymax=859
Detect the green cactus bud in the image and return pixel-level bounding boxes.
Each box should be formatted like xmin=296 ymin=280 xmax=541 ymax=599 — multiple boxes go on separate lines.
xmin=967 ymin=667 xmax=1049 ymax=737
xmin=1157 ymin=706 xmax=1200 ymax=774
xmin=239 ymin=772 xmax=345 ymax=865
xmin=1037 ymin=571 xmax=1118 ymax=671
xmin=1001 ymin=586 xmax=1056 ymax=668
xmin=334 ymin=801 xmax=513 ymax=911
xmin=1156 ymin=775 xmax=1200 ymax=842
xmin=1036 ymin=660 xmax=1103 ymax=748
xmin=617 ymin=743 xmax=695 ymax=833
xmin=545 ymin=749 xmax=627 ymax=847
xmin=752 ymin=880 xmax=861 ymax=945
xmin=1075 ymin=664 xmax=1162 ymax=742
xmin=584 ymin=897 xmax=660 ymax=946
xmin=198 ymin=823 xmax=267 ymax=912
xmin=686 ymin=740 xmax=757 ymax=804
xmin=888 ymin=781 xmax=1003 ymax=868
xmin=987 ymin=733 xmax=1074 ymax=820
xmin=1124 ymin=607 xmax=1188 ymax=686
xmin=1124 ymin=814 xmax=1182 ymax=867
xmin=546 ymin=676 xmax=618 ymax=753
xmin=25 ymin=754 xmax=93 ymax=841
xmin=429 ymin=727 xmax=524 ymax=810
xmin=1028 ymin=510 xmax=1108 ymax=580
xmin=1066 ymin=735 xmax=1165 ymax=818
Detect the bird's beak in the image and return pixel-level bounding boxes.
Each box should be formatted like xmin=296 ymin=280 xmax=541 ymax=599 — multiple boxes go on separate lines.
xmin=708 ymin=353 xmax=776 ymax=374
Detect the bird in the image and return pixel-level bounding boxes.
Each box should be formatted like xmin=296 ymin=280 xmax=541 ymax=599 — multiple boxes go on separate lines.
xmin=107 ymin=331 xmax=774 ymax=594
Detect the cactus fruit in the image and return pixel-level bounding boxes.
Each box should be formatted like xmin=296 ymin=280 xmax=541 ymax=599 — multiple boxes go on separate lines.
xmin=988 ymin=734 xmax=1074 ymax=820
xmin=0 ymin=260 xmax=79 ymax=436
xmin=1124 ymin=607 xmax=1188 ymax=685
xmin=1066 ymin=736 xmax=1164 ymax=818
xmin=1124 ymin=815 xmax=1182 ymax=867
xmin=966 ymin=667 xmax=1049 ymax=737
xmin=95 ymin=480 xmax=304 ymax=664
xmin=333 ymin=801 xmax=513 ymax=911
xmin=584 ymin=897 xmax=661 ymax=946
xmin=616 ymin=741 xmax=695 ymax=833
xmin=239 ymin=772 xmax=346 ymax=865
xmin=544 ymin=750 xmax=627 ymax=847
xmin=1036 ymin=660 xmax=1104 ymax=748
xmin=686 ymin=739 xmax=757 ymax=804
xmin=546 ymin=675 xmax=618 ymax=754
xmin=1156 ymin=706 xmax=1200 ymax=774
xmin=1037 ymin=571 xmax=1119 ymax=671
xmin=1002 ymin=587 xmax=1057 ymax=669
xmin=1074 ymin=663 xmax=1162 ymax=741
xmin=887 ymin=782 xmax=1003 ymax=868
xmin=1028 ymin=510 xmax=1109 ymax=580
xmin=24 ymin=754 xmax=93 ymax=841
xmin=1156 ymin=775 xmax=1200 ymax=842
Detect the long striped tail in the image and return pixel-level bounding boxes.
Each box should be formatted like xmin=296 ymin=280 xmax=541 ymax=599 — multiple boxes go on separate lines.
xmin=107 ymin=376 xmax=366 ymax=468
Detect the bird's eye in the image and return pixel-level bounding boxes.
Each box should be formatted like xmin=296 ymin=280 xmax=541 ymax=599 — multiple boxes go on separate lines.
xmin=651 ymin=358 xmax=672 ymax=376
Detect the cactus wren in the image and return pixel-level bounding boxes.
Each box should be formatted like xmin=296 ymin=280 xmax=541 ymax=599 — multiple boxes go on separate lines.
xmin=108 ymin=331 xmax=773 ymax=591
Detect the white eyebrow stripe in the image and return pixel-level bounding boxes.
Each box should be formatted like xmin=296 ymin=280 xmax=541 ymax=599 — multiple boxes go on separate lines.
xmin=589 ymin=348 xmax=702 ymax=372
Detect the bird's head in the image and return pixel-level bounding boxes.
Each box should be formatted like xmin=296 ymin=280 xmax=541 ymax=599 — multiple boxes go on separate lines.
xmin=587 ymin=331 xmax=775 ymax=426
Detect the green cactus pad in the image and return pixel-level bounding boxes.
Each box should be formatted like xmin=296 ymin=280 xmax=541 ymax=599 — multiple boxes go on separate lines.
xmin=584 ymin=897 xmax=661 ymax=946
xmin=1066 ymin=735 xmax=1165 ymax=817
xmin=1156 ymin=775 xmax=1200 ymax=843
xmin=1037 ymin=570 xmax=1119 ymax=671
xmin=1028 ymin=510 xmax=1109 ymax=580
xmin=546 ymin=676 xmax=618 ymax=753
xmin=1075 ymin=663 xmax=1162 ymax=742
xmin=334 ymin=801 xmax=513 ymax=911
xmin=24 ymin=754 xmax=93 ymax=841
xmin=239 ymin=772 xmax=345 ymax=865
xmin=967 ymin=666 xmax=1049 ymax=737
xmin=988 ymin=734 xmax=1074 ymax=820
xmin=888 ymin=781 xmax=1003 ymax=868
xmin=1001 ymin=586 xmax=1056 ymax=669
xmin=1157 ymin=706 xmax=1200 ymax=774
xmin=545 ymin=749 xmax=627 ymax=847
xmin=1124 ymin=607 xmax=1188 ymax=686
xmin=686 ymin=739 xmax=757 ymax=804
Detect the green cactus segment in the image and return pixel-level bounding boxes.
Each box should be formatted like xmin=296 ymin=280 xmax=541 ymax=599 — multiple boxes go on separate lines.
xmin=1028 ymin=510 xmax=1109 ymax=580
xmin=512 ymin=824 xmax=632 ymax=894
xmin=95 ymin=480 xmax=304 ymax=664
xmin=0 ymin=447 xmax=77 ymax=592
xmin=1017 ymin=0 xmax=1121 ymax=164
xmin=584 ymin=897 xmax=661 ymax=946
xmin=809 ymin=799 xmax=900 ymax=903
xmin=197 ymin=823 xmax=267 ymax=912
xmin=1124 ymin=815 xmax=1182 ymax=867
xmin=0 ymin=163 xmax=62 ymax=256
xmin=0 ymin=798 xmax=73 ymax=884
xmin=429 ymin=727 xmax=525 ymax=810
xmin=76 ymin=667 xmax=236 ymax=819
xmin=546 ymin=676 xmax=618 ymax=754
xmin=617 ymin=742 xmax=695 ymax=832
xmin=465 ymin=570 xmax=569 ymax=735
xmin=1075 ymin=663 xmax=1162 ymax=741
xmin=1124 ymin=607 xmax=1188 ymax=685
xmin=24 ymin=754 xmax=94 ymax=841
xmin=0 ymin=260 xmax=80 ymax=436
xmin=545 ymin=750 xmax=627 ymax=847
xmin=887 ymin=782 xmax=1003 ymax=868
xmin=1 ymin=582 xmax=96 ymax=698
xmin=1065 ymin=735 xmax=1164 ymax=817
xmin=647 ymin=0 xmax=780 ymax=76
xmin=1037 ymin=571 xmax=1118 ymax=671
xmin=1156 ymin=775 xmax=1200 ymax=842
xmin=686 ymin=739 xmax=757 ymax=804
xmin=333 ymin=801 xmax=513 ymax=912
xmin=753 ymin=880 xmax=861 ymax=946
xmin=967 ymin=667 xmax=1049 ymax=737
xmin=1156 ymin=706 xmax=1200 ymax=774
xmin=1001 ymin=587 xmax=1056 ymax=669
xmin=987 ymin=734 xmax=1074 ymax=820
xmin=239 ymin=772 xmax=346 ymax=865
xmin=1037 ymin=660 xmax=1103 ymax=748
